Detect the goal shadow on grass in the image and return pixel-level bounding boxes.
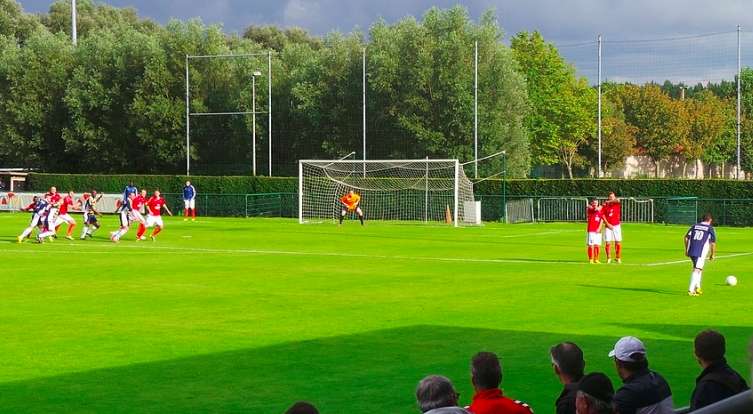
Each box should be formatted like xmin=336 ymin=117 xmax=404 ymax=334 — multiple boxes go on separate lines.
xmin=0 ymin=324 xmax=750 ymax=413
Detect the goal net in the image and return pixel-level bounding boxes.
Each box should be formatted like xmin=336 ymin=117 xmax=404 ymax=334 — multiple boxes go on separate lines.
xmin=298 ymin=159 xmax=476 ymax=226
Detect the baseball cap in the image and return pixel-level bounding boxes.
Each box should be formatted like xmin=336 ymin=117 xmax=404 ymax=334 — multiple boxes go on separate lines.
xmin=608 ymin=336 xmax=646 ymax=362
xmin=578 ymin=372 xmax=615 ymax=403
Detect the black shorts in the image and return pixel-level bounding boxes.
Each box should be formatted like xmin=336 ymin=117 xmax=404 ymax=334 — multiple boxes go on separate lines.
xmin=86 ymin=213 xmax=98 ymax=225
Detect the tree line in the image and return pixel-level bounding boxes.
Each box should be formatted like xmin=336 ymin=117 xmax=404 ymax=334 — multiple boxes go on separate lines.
xmin=0 ymin=0 xmax=751 ymax=178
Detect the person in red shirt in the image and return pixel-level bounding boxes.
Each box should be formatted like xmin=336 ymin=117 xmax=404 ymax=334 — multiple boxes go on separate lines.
xmin=469 ymin=352 xmax=534 ymax=414
xmin=141 ymin=190 xmax=173 ymax=240
xmin=586 ymin=199 xmax=605 ymax=264
xmin=131 ymin=189 xmax=148 ymax=240
xmin=602 ymin=192 xmax=622 ymax=264
xmin=53 ymin=191 xmax=78 ymax=240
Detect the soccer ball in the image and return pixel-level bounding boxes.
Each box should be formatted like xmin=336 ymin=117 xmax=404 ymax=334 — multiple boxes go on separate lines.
xmin=725 ymin=275 xmax=738 ymax=286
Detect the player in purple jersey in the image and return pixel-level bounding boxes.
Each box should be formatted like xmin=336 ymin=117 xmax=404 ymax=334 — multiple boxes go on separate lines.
xmin=684 ymin=213 xmax=717 ymax=296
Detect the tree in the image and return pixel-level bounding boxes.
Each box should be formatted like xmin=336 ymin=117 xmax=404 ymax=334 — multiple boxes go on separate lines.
xmin=683 ymin=91 xmax=731 ymax=177
xmin=583 ymin=85 xmax=636 ymax=175
xmin=243 ymin=25 xmax=321 ymax=52
xmin=620 ymin=84 xmax=688 ymax=177
xmin=0 ymin=0 xmax=42 ymax=43
xmin=511 ymin=31 xmax=595 ymax=178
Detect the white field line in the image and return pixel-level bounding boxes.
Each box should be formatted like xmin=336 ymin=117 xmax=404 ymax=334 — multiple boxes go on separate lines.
xmin=8 ymin=242 xmax=752 ymax=268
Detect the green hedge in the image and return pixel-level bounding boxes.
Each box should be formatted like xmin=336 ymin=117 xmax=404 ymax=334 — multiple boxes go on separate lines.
xmin=27 ymin=174 xmax=297 ymax=194
xmin=28 ymin=174 xmax=753 ymax=199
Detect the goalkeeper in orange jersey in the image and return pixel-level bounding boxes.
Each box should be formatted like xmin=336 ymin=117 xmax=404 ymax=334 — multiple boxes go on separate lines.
xmin=339 ymin=189 xmax=364 ymax=225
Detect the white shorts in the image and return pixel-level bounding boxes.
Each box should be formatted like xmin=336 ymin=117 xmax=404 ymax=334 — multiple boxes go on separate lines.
xmin=129 ymin=210 xmax=146 ymax=224
xmin=119 ymin=210 xmax=131 ymax=227
xmin=587 ymin=232 xmax=602 ymax=246
xmin=691 ymin=243 xmax=711 ymax=270
xmin=146 ymin=214 xmax=164 ymax=228
xmin=29 ymin=213 xmax=42 ymax=227
xmin=54 ymin=213 xmax=75 ymax=226
xmin=48 ymin=208 xmax=59 ymax=226
xmin=184 ymin=199 xmax=195 ymax=209
xmin=605 ymin=224 xmax=622 ymax=242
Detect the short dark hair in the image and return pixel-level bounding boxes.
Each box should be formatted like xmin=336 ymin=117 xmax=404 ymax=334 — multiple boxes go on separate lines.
xmin=285 ymin=401 xmax=319 ymax=414
xmin=702 ymin=213 xmax=713 ymax=222
xmin=471 ymin=352 xmax=502 ymax=390
xmin=695 ymin=330 xmax=726 ymax=362
xmin=551 ymin=342 xmax=585 ymax=380
xmin=616 ymin=354 xmax=649 ymax=372
xmin=416 ymin=375 xmax=458 ymax=412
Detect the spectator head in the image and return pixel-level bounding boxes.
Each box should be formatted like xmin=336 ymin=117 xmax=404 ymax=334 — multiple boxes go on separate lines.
xmin=575 ymin=372 xmax=615 ymax=414
xmin=609 ymin=336 xmax=649 ymax=380
xmin=701 ymin=213 xmax=713 ymax=223
xmin=551 ymin=342 xmax=585 ymax=383
xmin=694 ymin=330 xmax=726 ymax=366
xmin=416 ymin=375 xmax=460 ymax=413
xmin=284 ymin=401 xmax=319 ymax=414
xmin=471 ymin=352 xmax=502 ymax=391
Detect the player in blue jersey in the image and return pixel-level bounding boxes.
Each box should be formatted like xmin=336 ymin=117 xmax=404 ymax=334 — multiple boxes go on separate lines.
xmin=183 ymin=180 xmax=196 ymax=221
xmin=117 ymin=182 xmax=138 ymax=212
xmin=684 ymin=213 xmax=717 ymax=296
xmin=17 ymin=196 xmax=45 ymax=242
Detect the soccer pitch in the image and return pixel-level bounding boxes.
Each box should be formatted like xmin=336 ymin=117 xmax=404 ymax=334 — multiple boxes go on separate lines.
xmin=1 ymin=214 xmax=751 ymax=413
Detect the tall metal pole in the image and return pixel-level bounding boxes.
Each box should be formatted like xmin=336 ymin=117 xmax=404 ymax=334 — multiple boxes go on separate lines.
xmin=474 ymin=41 xmax=479 ymax=179
xmin=252 ymin=75 xmax=257 ymax=176
xmin=502 ymin=151 xmax=507 ymax=223
xmin=362 ymin=47 xmax=367 ymax=178
xmin=597 ymin=34 xmax=603 ymax=178
xmin=71 ymin=0 xmax=77 ymax=46
xmin=737 ymin=25 xmax=742 ymax=179
xmin=185 ymin=55 xmax=190 ymax=176
xmin=268 ymin=51 xmax=272 ymax=176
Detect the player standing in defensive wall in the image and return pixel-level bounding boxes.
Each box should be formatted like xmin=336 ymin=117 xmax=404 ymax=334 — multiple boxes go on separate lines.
xmin=586 ymin=199 xmax=604 ymax=264
xmin=143 ymin=190 xmax=173 ymax=240
xmin=183 ymin=181 xmax=197 ymax=221
xmin=685 ymin=213 xmax=716 ymax=296
xmin=603 ymin=192 xmax=622 ymax=264
xmin=339 ymin=189 xmax=364 ymax=226
xmin=54 ymin=190 xmax=78 ymax=240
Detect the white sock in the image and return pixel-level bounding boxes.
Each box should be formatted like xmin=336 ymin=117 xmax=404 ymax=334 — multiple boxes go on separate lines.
xmin=81 ymin=226 xmax=88 ymax=238
xmin=689 ymin=269 xmax=702 ymax=292
xmin=20 ymin=227 xmax=33 ymax=238
xmin=38 ymin=230 xmax=55 ymax=239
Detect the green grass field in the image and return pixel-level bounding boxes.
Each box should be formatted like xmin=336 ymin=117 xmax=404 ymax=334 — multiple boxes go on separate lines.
xmin=1 ymin=214 xmax=751 ymax=413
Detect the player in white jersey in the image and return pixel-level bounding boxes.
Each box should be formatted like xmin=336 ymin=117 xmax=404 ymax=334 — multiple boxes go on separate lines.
xmin=111 ymin=193 xmax=135 ymax=242
xmin=79 ymin=191 xmax=102 ymax=239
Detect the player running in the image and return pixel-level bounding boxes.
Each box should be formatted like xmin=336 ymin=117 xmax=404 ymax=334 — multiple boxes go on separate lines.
xmin=141 ymin=190 xmax=173 ymax=241
xmin=685 ymin=213 xmax=717 ymax=296
xmin=45 ymin=186 xmax=62 ymax=240
xmin=339 ymin=189 xmax=364 ymax=226
xmin=17 ymin=196 xmax=46 ymax=242
xmin=183 ymin=181 xmax=197 ymax=221
xmin=602 ymin=192 xmax=622 ymax=264
xmin=35 ymin=194 xmax=58 ymax=243
xmin=79 ymin=191 xmax=102 ymax=239
xmin=53 ymin=190 xmax=78 ymax=240
xmin=111 ymin=192 xmax=135 ymax=242
xmin=131 ymin=189 xmax=148 ymax=240
xmin=586 ymin=198 xmax=604 ymax=264
xmin=117 ymin=181 xmax=138 ymax=212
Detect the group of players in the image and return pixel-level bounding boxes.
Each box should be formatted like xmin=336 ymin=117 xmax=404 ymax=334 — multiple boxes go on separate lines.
xmin=585 ymin=192 xmax=623 ymax=264
xmin=15 ymin=182 xmax=185 ymax=244
xmin=586 ymin=192 xmax=719 ymax=296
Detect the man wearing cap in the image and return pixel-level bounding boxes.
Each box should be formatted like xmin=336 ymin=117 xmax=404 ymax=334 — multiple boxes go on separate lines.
xmin=551 ymin=342 xmax=586 ymax=414
xmin=690 ymin=330 xmax=748 ymax=410
xmin=609 ymin=336 xmax=674 ymax=414
xmin=575 ymin=372 xmax=615 ymax=414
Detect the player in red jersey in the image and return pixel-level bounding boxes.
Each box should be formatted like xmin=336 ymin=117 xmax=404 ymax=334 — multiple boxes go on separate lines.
xmin=602 ymin=192 xmax=622 ymax=264
xmin=586 ymin=199 xmax=605 ymax=264
xmin=141 ymin=190 xmax=173 ymax=241
xmin=131 ymin=189 xmax=148 ymax=240
xmin=53 ymin=190 xmax=78 ymax=240
xmin=44 ymin=186 xmax=62 ymax=240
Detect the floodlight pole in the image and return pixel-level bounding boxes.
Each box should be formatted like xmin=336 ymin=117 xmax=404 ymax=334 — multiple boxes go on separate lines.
xmin=502 ymin=151 xmax=507 ymax=223
xmin=185 ymin=55 xmax=190 ymax=176
xmin=252 ymin=72 xmax=260 ymax=176
xmin=597 ymin=34 xmax=603 ymax=178
xmin=268 ymin=51 xmax=273 ymax=176
xmin=474 ymin=41 xmax=479 ymax=179
xmin=737 ymin=25 xmax=742 ymax=179
xmin=362 ymin=47 xmax=367 ymax=178
xmin=71 ymin=0 xmax=77 ymax=45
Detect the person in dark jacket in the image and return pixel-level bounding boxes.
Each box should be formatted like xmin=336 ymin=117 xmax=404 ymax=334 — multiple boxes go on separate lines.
xmin=551 ymin=342 xmax=586 ymax=414
xmin=690 ymin=330 xmax=748 ymax=411
xmin=576 ymin=372 xmax=615 ymax=414
xmin=609 ymin=336 xmax=674 ymax=414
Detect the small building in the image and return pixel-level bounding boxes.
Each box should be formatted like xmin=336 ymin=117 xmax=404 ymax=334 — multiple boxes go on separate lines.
xmin=0 ymin=168 xmax=31 ymax=192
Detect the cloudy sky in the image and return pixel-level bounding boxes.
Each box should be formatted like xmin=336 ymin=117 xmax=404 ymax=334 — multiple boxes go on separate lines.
xmin=16 ymin=0 xmax=753 ymax=83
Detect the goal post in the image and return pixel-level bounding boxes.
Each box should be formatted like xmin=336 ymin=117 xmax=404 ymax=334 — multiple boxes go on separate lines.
xmin=298 ymin=159 xmax=476 ymax=226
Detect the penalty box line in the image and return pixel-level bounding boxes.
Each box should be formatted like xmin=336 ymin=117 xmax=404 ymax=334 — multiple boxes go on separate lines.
xmin=10 ymin=243 xmax=753 ymax=267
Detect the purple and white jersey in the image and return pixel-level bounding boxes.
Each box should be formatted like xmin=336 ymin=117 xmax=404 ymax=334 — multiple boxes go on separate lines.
xmin=686 ymin=222 xmax=716 ymax=257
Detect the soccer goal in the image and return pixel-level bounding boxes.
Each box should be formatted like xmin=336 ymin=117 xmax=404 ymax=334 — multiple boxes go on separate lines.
xmin=298 ymin=159 xmax=476 ymax=226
